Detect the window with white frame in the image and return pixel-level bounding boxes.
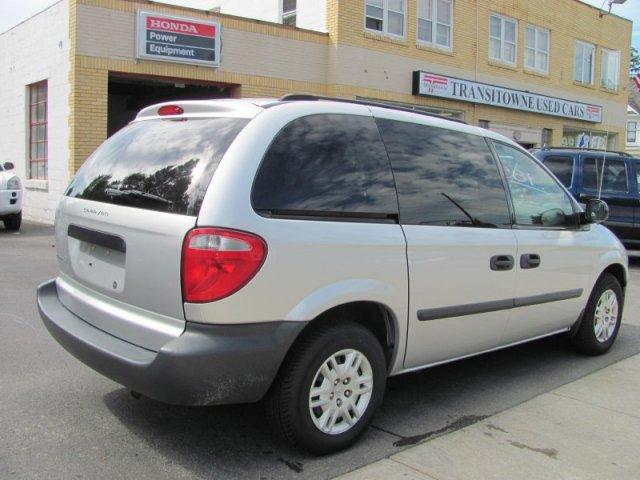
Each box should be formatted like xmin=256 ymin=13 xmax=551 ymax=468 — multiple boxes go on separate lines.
xmin=417 ymin=0 xmax=453 ymax=49
xmin=365 ymin=0 xmax=406 ymax=37
xmin=601 ymin=49 xmax=620 ymax=90
xmin=282 ymin=0 xmax=296 ymax=26
xmin=628 ymin=121 xmax=638 ymax=144
xmin=574 ymin=41 xmax=595 ymax=84
xmin=28 ymin=81 xmax=48 ymax=180
xmin=489 ymin=14 xmax=517 ymax=64
xmin=524 ymin=25 xmax=549 ymax=73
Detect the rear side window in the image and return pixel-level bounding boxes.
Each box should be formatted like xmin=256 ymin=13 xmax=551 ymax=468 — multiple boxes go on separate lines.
xmin=582 ymin=157 xmax=628 ymax=193
xmin=376 ymin=119 xmax=511 ymax=227
xmin=543 ymin=156 xmax=574 ymax=187
xmin=252 ymin=114 xmax=398 ymax=219
xmin=66 ymin=117 xmax=249 ymax=216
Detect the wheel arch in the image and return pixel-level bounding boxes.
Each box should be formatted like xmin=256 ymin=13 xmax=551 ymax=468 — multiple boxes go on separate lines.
xmin=284 ymin=300 xmax=401 ymax=374
xmin=600 ymin=262 xmax=627 ymax=290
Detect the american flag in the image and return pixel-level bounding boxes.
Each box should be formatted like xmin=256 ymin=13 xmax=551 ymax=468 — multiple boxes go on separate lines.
xmin=634 ymin=73 xmax=640 ymax=92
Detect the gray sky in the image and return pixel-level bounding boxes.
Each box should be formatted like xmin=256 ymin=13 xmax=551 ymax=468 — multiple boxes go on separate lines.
xmin=0 ymin=0 xmax=638 ymax=49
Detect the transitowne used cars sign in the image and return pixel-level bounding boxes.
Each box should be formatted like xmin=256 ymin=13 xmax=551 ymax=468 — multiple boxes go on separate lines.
xmin=412 ymin=71 xmax=603 ymax=123
xmin=136 ymin=11 xmax=221 ymax=67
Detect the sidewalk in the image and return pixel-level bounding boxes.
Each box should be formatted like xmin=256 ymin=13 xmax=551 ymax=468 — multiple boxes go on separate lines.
xmin=336 ymin=353 xmax=640 ymax=480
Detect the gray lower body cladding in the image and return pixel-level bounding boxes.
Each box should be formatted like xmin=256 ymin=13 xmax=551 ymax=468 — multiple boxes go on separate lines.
xmin=37 ymin=279 xmax=306 ymax=406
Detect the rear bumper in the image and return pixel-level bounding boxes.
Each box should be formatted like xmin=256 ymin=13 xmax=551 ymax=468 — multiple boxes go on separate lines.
xmin=0 ymin=189 xmax=21 ymax=215
xmin=37 ymin=279 xmax=306 ymax=406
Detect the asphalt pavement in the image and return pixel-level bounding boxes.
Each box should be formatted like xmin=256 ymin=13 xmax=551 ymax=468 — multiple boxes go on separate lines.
xmin=2 ymin=222 xmax=639 ymax=480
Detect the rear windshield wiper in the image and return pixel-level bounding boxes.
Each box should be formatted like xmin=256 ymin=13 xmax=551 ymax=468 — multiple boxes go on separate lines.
xmin=105 ymin=188 xmax=173 ymax=205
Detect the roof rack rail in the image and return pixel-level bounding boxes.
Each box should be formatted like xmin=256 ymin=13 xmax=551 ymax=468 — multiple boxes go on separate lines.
xmin=278 ymin=94 xmax=468 ymax=125
xmin=535 ymin=146 xmax=632 ymax=157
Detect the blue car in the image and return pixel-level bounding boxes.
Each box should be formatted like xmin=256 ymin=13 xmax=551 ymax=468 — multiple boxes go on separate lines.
xmin=532 ymin=147 xmax=640 ymax=248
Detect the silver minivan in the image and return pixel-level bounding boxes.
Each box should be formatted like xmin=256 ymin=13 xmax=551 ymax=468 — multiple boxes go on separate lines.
xmin=38 ymin=96 xmax=627 ymax=454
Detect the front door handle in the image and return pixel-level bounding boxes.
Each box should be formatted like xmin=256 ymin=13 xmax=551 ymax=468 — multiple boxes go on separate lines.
xmin=490 ymin=255 xmax=514 ymax=271
xmin=520 ymin=253 xmax=541 ymax=269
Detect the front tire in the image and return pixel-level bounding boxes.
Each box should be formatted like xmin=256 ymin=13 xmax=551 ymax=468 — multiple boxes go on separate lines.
xmin=265 ymin=321 xmax=387 ymax=454
xmin=3 ymin=211 xmax=21 ymax=231
xmin=570 ymin=273 xmax=623 ymax=355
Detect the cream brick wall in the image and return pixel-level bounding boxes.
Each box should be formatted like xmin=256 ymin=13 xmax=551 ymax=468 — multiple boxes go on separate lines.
xmin=68 ymin=0 xmax=330 ymax=183
xmin=6 ymin=0 xmax=628 ymax=223
xmin=0 ymin=0 xmax=71 ymax=224
xmin=75 ymin=4 xmax=329 ymax=85
xmin=327 ymin=0 xmax=631 ymax=145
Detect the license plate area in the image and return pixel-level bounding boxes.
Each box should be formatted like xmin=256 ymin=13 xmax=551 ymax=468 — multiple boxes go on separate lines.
xmin=67 ymin=225 xmax=126 ymax=293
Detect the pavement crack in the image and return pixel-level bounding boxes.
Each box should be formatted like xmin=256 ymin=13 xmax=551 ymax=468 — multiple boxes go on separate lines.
xmin=370 ymin=424 xmax=404 ymax=438
xmin=486 ymin=422 xmax=508 ymax=434
xmin=508 ymin=440 xmax=558 ymax=459
xmin=392 ymin=414 xmax=489 ymax=447
xmin=277 ymin=457 xmax=304 ymax=473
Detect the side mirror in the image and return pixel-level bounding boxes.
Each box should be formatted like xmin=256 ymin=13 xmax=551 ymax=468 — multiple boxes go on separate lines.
xmin=583 ymin=199 xmax=609 ymax=224
xmin=539 ymin=208 xmax=567 ymax=226
xmin=3 ymin=162 xmax=14 ymax=170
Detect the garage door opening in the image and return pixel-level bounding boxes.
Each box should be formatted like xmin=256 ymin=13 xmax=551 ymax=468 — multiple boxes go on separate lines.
xmin=107 ymin=74 xmax=236 ymax=136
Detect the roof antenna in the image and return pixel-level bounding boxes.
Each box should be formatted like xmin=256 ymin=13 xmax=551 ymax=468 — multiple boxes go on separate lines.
xmin=597 ymin=131 xmax=609 ymax=200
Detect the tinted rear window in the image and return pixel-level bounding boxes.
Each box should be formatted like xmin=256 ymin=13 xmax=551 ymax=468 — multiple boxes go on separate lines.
xmin=376 ymin=119 xmax=511 ymax=227
xmin=582 ymin=157 xmax=628 ymax=193
xmin=252 ymin=114 xmax=398 ymax=219
xmin=543 ymin=156 xmax=574 ymax=187
xmin=66 ymin=117 xmax=249 ymax=216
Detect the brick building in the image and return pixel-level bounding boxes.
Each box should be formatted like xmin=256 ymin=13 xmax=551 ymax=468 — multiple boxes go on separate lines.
xmin=0 ymin=0 xmax=632 ymax=223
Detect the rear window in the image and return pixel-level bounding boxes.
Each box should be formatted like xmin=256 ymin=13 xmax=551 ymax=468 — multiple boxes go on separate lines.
xmin=582 ymin=157 xmax=628 ymax=193
xmin=251 ymin=114 xmax=398 ymax=220
xmin=66 ymin=117 xmax=249 ymax=216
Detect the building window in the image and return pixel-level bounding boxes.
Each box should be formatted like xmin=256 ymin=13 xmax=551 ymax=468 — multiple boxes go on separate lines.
xmin=28 ymin=81 xmax=48 ymax=180
xmin=574 ymin=41 xmax=595 ymax=84
xmin=524 ymin=25 xmax=549 ymax=73
xmin=600 ymin=49 xmax=620 ymax=90
xmin=282 ymin=0 xmax=296 ymax=26
xmin=628 ymin=121 xmax=638 ymax=143
xmin=489 ymin=14 xmax=517 ymax=65
xmin=478 ymin=120 xmax=490 ymax=129
xmin=417 ymin=0 xmax=452 ymax=49
xmin=563 ymin=127 xmax=616 ymax=151
xmin=365 ymin=0 xmax=406 ymax=37
xmin=542 ymin=128 xmax=553 ymax=146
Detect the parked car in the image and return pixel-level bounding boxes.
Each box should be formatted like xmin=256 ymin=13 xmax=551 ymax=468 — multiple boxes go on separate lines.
xmin=38 ymin=97 xmax=626 ymax=454
xmin=0 ymin=161 xmax=23 ymax=231
xmin=532 ymin=147 xmax=640 ymax=249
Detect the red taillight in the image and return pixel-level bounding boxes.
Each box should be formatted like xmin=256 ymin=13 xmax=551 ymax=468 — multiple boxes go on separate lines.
xmin=181 ymin=228 xmax=267 ymax=303
xmin=158 ymin=105 xmax=184 ymax=116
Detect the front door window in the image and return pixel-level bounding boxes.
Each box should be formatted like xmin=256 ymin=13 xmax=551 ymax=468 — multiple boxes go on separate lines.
xmin=492 ymin=142 xmax=576 ymax=227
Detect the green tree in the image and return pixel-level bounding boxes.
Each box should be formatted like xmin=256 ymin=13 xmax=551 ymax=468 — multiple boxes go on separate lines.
xmin=631 ymin=47 xmax=640 ymax=75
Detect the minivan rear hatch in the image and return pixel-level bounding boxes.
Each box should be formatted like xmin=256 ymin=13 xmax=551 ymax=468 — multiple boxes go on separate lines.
xmin=55 ymin=114 xmax=249 ymax=350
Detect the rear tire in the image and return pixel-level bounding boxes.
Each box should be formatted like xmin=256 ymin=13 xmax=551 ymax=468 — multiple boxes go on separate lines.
xmin=3 ymin=212 xmax=21 ymax=231
xmin=265 ymin=321 xmax=387 ymax=455
xmin=570 ymin=273 xmax=623 ymax=355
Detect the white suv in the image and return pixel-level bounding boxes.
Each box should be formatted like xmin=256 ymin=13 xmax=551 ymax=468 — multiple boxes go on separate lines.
xmin=38 ymin=96 xmax=627 ymax=454
xmin=0 ymin=162 xmax=23 ymax=231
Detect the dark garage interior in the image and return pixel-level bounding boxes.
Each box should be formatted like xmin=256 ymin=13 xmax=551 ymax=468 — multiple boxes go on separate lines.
xmin=107 ymin=74 xmax=235 ymax=136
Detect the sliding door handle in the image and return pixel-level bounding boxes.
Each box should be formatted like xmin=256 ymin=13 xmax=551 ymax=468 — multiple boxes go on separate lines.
xmin=520 ymin=253 xmax=541 ymax=269
xmin=490 ymin=255 xmax=514 ymax=271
